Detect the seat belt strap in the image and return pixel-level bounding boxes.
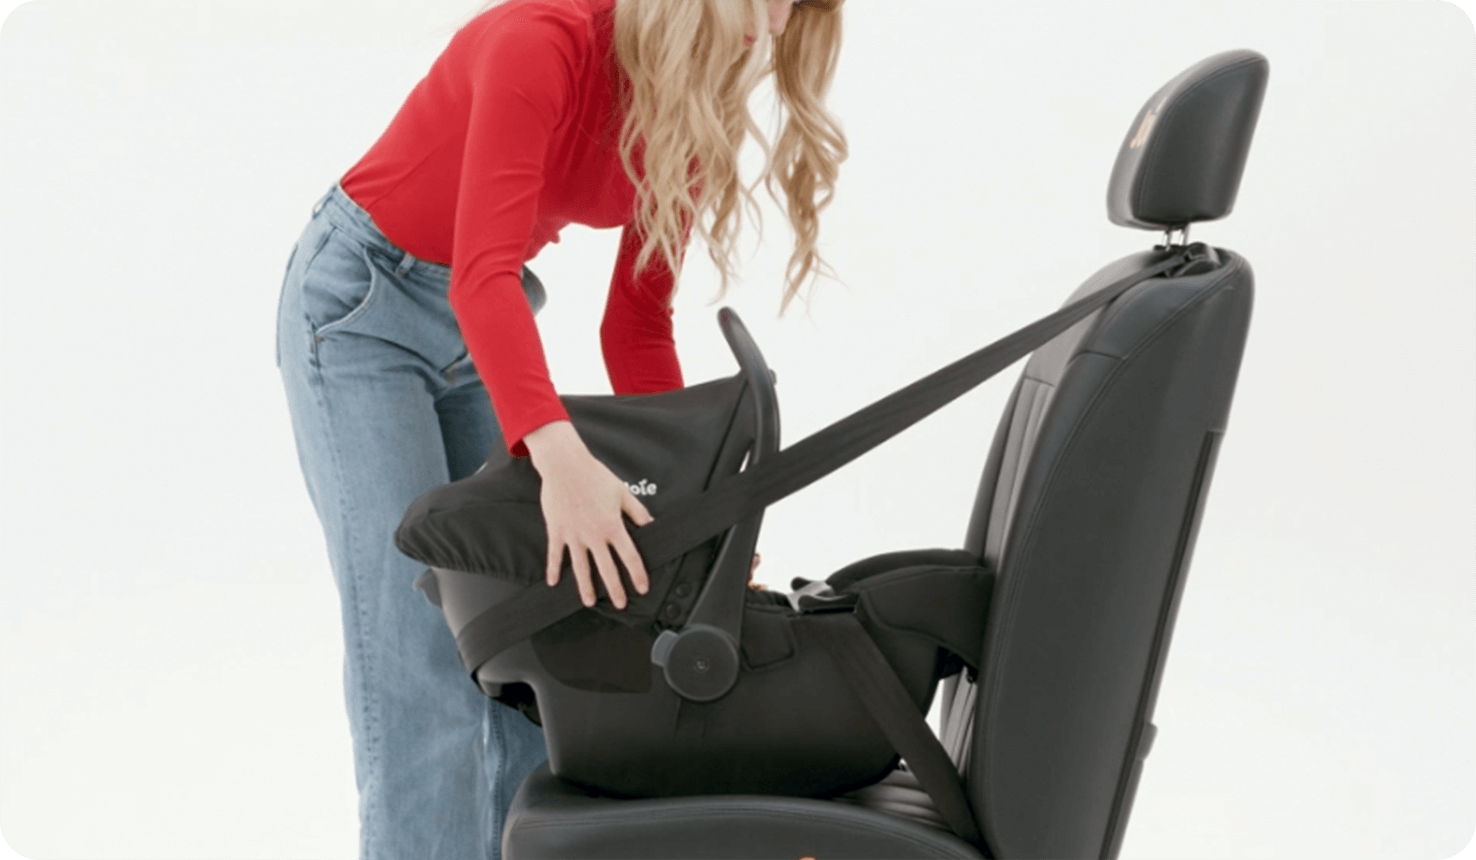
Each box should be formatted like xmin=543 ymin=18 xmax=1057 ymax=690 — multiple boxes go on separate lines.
xmin=453 ymin=576 xmax=579 ymax=674
xmin=813 ymin=613 xmax=983 ymax=846
xmin=630 ymin=250 xmax=1189 ymax=569
xmin=453 ymin=250 xmax=1190 ymax=674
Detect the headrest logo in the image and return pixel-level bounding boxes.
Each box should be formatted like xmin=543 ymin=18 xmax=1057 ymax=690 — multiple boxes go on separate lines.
xmin=1129 ymin=98 xmax=1167 ymax=150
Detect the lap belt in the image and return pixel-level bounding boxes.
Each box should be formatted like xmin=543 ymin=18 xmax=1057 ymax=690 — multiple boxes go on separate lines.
xmin=813 ymin=613 xmax=982 ymax=845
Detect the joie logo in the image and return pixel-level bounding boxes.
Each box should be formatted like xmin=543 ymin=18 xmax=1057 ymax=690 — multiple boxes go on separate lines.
xmin=624 ymin=479 xmax=658 ymax=497
xmin=1129 ymin=98 xmax=1166 ymax=150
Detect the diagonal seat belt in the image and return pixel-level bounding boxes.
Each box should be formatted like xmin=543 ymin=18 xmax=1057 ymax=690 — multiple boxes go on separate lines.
xmin=453 ymin=249 xmax=1192 ymax=676
xmin=812 ymin=613 xmax=983 ymax=846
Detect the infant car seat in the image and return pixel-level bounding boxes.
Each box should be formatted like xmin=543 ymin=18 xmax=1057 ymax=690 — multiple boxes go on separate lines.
xmin=400 ymin=48 xmax=1268 ymax=859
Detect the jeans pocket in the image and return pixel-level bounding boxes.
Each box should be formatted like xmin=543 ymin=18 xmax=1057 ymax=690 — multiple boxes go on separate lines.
xmin=300 ymin=227 xmax=379 ymax=340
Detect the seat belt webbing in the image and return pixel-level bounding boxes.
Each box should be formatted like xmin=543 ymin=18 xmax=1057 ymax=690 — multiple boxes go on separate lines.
xmin=813 ymin=614 xmax=982 ymax=846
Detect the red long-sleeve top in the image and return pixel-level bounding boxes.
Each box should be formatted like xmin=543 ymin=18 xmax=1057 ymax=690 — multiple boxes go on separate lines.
xmin=340 ymin=0 xmax=683 ymax=456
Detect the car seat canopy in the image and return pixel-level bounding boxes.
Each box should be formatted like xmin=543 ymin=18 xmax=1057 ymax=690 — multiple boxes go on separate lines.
xmin=395 ymin=373 xmax=757 ymax=589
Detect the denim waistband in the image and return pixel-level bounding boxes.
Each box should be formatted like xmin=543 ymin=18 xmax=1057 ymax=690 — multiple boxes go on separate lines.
xmin=313 ymin=185 xmax=450 ymax=278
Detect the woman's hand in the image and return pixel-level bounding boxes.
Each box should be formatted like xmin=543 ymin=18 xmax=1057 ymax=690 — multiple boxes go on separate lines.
xmin=524 ymin=420 xmax=652 ymax=609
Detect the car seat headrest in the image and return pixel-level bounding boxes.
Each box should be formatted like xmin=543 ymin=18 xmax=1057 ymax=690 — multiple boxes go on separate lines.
xmin=1107 ymin=49 xmax=1269 ymax=232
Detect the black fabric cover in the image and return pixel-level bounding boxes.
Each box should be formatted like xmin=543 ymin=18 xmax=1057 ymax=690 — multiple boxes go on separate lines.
xmin=396 ymin=373 xmax=755 ymax=604
xmin=1106 ymin=49 xmax=1268 ymax=229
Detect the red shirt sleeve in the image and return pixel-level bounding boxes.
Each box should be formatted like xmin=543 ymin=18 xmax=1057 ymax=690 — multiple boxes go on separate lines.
xmin=446 ymin=10 xmax=583 ymax=457
xmin=601 ymin=221 xmax=685 ymax=395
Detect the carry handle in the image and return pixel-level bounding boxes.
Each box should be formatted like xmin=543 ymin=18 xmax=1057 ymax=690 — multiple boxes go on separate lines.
xmin=652 ymin=309 xmax=780 ymax=702
xmin=717 ymin=308 xmax=781 ymax=458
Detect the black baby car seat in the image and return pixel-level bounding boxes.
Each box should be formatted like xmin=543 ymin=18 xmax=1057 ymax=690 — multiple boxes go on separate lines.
xmin=398 ymin=49 xmax=1268 ymax=859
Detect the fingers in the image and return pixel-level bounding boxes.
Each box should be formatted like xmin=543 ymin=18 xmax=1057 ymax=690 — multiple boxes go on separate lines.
xmin=623 ymin=493 xmax=654 ymax=527
xmin=589 ymin=544 xmax=628 ymax=610
xmin=547 ymin=533 xmax=640 ymax=609
xmin=568 ymin=540 xmax=598 ymax=608
xmin=611 ymin=529 xmax=649 ymax=597
xmin=546 ymin=539 xmax=563 ymax=588
xmin=548 ymin=534 xmax=649 ymax=610
xmin=547 ymin=523 xmax=599 ymax=608
xmin=617 ymin=493 xmax=652 ymax=596
xmin=539 ymin=466 xmax=656 ymax=610
xmin=554 ymin=542 xmax=637 ymax=609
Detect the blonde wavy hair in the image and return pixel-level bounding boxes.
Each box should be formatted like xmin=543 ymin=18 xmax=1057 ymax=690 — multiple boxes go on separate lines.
xmin=613 ymin=0 xmax=847 ymax=312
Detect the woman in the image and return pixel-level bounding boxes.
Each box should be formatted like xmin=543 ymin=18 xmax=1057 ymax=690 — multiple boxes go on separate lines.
xmin=276 ymin=0 xmax=845 ymax=857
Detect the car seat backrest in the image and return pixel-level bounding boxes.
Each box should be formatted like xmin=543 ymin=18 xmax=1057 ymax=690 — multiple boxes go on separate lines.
xmin=952 ymin=50 xmax=1268 ymax=860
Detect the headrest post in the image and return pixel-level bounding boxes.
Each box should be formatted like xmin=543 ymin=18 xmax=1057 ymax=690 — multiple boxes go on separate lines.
xmin=1161 ymin=225 xmax=1190 ymax=249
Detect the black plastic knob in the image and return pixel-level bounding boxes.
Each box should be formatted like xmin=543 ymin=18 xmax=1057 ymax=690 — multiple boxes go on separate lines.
xmin=650 ymin=625 xmax=740 ymax=702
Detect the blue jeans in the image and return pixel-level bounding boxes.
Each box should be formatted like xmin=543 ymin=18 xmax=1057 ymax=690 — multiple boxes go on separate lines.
xmin=276 ymin=186 xmax=548 ymax=860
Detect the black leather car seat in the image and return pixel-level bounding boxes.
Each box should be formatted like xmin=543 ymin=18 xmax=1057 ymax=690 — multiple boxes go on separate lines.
xmin=499 ymin=48 xmax=1269 ymax=860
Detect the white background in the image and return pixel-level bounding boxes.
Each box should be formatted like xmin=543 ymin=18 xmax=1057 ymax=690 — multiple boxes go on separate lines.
xmin=1 ymin=1 xmax=1472 ymax=858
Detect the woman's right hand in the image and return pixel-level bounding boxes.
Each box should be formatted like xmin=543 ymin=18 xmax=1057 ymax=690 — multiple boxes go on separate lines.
xmin=524 ymin=420 xmax=652 ymax=609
